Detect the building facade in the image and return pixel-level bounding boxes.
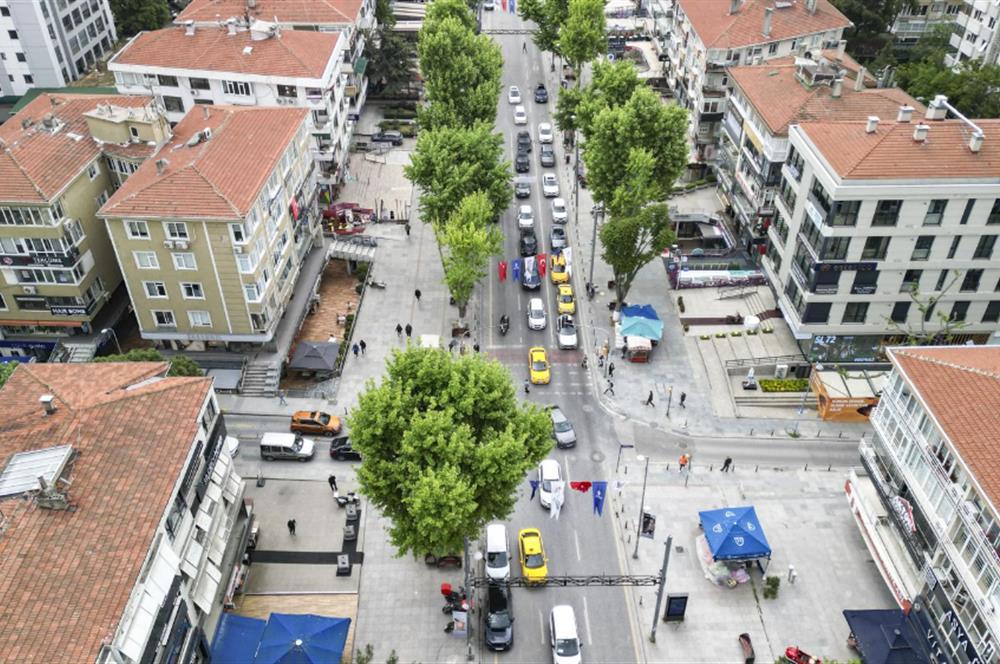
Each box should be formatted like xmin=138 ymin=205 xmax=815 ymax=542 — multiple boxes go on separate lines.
xmin=763 ymin=97 xmax=1000 ymax=362
xmin=948 ymin=0 xmax=1000 ymax=66
xmin=847 ymin=346 xmax=1000 ymax=663
xmin=0 ymin=0 xmax=117 ymax=96
xmin=0 ymin=93 xmax=170 ymax=361
xmin=661 ymin=0 xmax=850 ymax=165
xmin=891 ymin=0 xmax=962 ymax=51
xmin=110 ymin=20 xmax=354 ymax=187
xmin=99 ymin=104 xmax=320 ymax=350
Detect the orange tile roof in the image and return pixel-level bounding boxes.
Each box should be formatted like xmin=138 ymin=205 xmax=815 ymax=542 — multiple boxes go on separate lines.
xmin=0 ymin=362 xmax=212 ymax=664
xmin=178 ymin=0 xmax=363 ymax=26
xmin=677 ymin=0 xmax=851 ymax=49
xmin=797 ymin=118 xmax=1000 ymax=180
xmin=111 ymin=25 xmax=342 ymax=80
xmin=0 ymin=94 xmax=158 ymax=204
xmin=100 ymin=104 xmax=308 ymax=220
xmin=889 ymin=346 xmax=1000 ymax=510
xmin=729 ymin=62 xmax=923 ymax=136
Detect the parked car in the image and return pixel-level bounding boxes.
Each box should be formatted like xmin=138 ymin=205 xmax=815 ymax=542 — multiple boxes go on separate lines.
xmin=550 ymin=605 xmax=582 ymax=664
xmin=527 ymin=297 xmax=547 ymax=330
xmin=515 ymin=150 xmax=530 ymax=173
xmin=290 ymin=410 xmax=342 ymax=436
xmin=542 ymin=173 xmax=559 ymax=197
xmin=485 ymin=583 xmax=514 ymax=651
xmin=540 ymin=144 xmax=555 ymax=167
xmin=550 ymin=226 xmax=567 ymax=251
xmin=538 ymin=459 xmax=562 ymax=508
xmin=534 ymin=83 xmax=549 ymax=103
xmin=484 ymin=0 xmax=495 ymax=9
xmin=556 ymin=315 xmax=577 ymax=350
xmin=551 ymin=197 xmax=568 ymax=223
xmin=515 ymin=181 xmax=531 ymax=199
xmin=514 ymin=105 xmax=528 ymax=125
xmin=260 ymin=432 xmax=315 ymax=461
xmin=329 ymin=435 xmax=362 ymax=461
xmin=517 ymin=130 xmax=532 ymax=153
xmin=550 ymin=406 xmax=577 ymax=448
xmin=371 ymin=130 xmax=403 ymax=146
xmin=518 ymin=205 xmax=535 ymax=230
xmin=485 ymin=523 xmax=511 ymax=581
xmin=519 ymin=229 xmax=538 ymax=257
xmin=538 ymin=122 xmax=553 ymax=144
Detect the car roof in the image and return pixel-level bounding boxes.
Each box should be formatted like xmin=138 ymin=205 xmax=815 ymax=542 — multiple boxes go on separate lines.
xmin=539 ymin=458 xmax=560 ymax=478
xmin=559 ymin=284 xmax=573 ymax=293
xmin=520 ymin=205 xmax=531 ymax=212
xmin=529 ymin=297 xmax=544 ymax=307
xmin=551 ymin=408 xmax=566 ymax=421
xmin=544 ymin=173 xmax=556 ymax=180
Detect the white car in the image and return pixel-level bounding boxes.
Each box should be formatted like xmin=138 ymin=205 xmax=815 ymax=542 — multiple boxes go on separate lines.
xmin=550 ymin=605 xmax=582 ymax=664
xmin=542 ymin=173 xmax=559 ymax=198
xmin=557 ymin=314 xmax=577 ymax=349
xmin=514 ymin=105 xmax=528 ymax=125
xmin=551 ymin=197 xmax=568 ymax=224
xmin=518 ymin=205 xmax=535 ymax=230
xmin=527 ymin=297 xmax=547 ymax=330
xmin=538 ymin=122 xmax=553 ymax=144
xmin=508 ymin=85 xmax=521 ymax=104
xmin=538 ymin=458 xmax=562 ymax=509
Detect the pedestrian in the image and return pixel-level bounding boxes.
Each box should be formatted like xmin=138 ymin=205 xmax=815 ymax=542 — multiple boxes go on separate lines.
xmin=404 ymin=222 xmax=411 ymax=237
xmin=473 ymin=343 xmax=480 ymax=353
xmin=359 ymin=339 xmax=367 ymax=355
xmin=287 ymin=519 xmax=296 ymax=536
xmin=405 ymin=323 xmax=412 ymax=338
xmin=581 ymin=356 xmax=588 ymax=369
xmin=645 ymin=390 xmax=654 ymax=407
xmin=680 ymin=392 xmax=687 ymax=408
xmin=678 ymin=454 xmax=689 ymax=472
xmin=352 ymin=343 xmax=360 ymax=358
xmin=721 ymin=457 xmax=733 ymax=473
xmin=277 ymin=390 xmax=288 ymax=405
xmin=414 ymin=288 xmax=422 ymax=302
xmin=608 ymin=362 xmax=615 ymax=378
xmin=522 ymin=41 xmax=527 ymax=53
xmin=604 ymin=380 xmax=615 ymax=396
xmin=524 ymin=379 xmax=530 ymax=394
xmin=395 ymin=323 xmax=403 ymax=337
xmin=448 ymin=338 xmax=458 ymax=353
xmin=328 ymin=474 xmax=338 ymax=492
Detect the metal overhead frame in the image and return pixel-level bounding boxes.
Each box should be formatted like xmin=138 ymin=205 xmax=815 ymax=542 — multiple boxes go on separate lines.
xmin=468 ymin=574 xmax=662 ymax=588
xmin=480 ymin=28 xmax=537 ymax=34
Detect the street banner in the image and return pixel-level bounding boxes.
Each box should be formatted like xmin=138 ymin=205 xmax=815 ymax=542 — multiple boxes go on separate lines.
xmin=641 ymin=511 xmax=656 ymax=539
xmin=512 ymin=257 xmax=522 ymax=282
xmin=537 ymin=253 xmax=546 ymax=277
xmin=501 ymin=0 xmax=507 ymax=10
xmin=529 ymin=479 xmax=539 ymax=501
xmin=499 ymin=260 xmax=507 ymax=282
xmin=451 ymin=607 xmax=468 ymax=636
xmin=592 ymin=481 xmax=608 ymax=516
xmin=550 ymin=481 xmax=565 ymax=519
xmin=569 ymin=481 xmax=591 ymax=493
xmin=509 ymin=0 xmax=516 ymax=13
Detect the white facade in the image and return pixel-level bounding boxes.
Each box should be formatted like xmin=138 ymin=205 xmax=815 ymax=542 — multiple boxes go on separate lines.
xmin=949 ymin=0 xmax=1000 ymax=65
xmin=892 ymin=0 xmax=962 ymax=49
xmin=0 ymin=0 xmax=117 ymax=96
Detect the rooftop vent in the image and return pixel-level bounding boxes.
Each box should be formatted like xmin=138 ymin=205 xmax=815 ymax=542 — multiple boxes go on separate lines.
xmin=835 ymin=39 xmax=847 ymax=61
xmin=184 ymin=20 xmax=195 ymax=36
xmin=969 ymin=132 xmax=984 ymax=153
xmin=243 ymin=46 xmax=253 ymax=55
xmin=20 ymin=117 xmax=33 ymax=130
xmin=926 ymin=95 xmax=949 ymax=121
xmin=897 ymin=106 xmax=914 ymax=123
xmin=854 ymin=66 xmax=866 ymax=91
xmin=247 ymin=0 xmax=257 ymax=8
xmin=866 ymin=116 xmax=879 ymax=134
xmin=40 ymin=394 xmax=55 ymax=415
xmin=913 ymin=124 xmax=929 ymax=142
xmin=831 ymin=78 xmax=843 ymax=99
xmin=156 ymin=158 xmax=169 ymax=175
xmin=805 ymin=0 xmax=817 ymax=14
xmin=729 ymin=0 xmax=740 ymax=15
xmin=762 ymin=7 xmax=773 ymax=37
xmin=226 ymin=17 xmax=238 ymax=36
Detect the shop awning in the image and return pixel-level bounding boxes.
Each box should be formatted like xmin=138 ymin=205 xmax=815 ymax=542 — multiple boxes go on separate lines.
xmin=842 ymin=609 xmax=932 ymax=664
xmin=698 ymin=506 xmax=771 ymax=561
xmin=210 ymin=613 xmax=351 ymax=664
xmin=211 ymin=614 xmax=267 ymax=663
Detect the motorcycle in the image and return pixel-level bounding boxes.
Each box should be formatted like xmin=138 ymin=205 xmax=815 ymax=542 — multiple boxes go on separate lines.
xmin=498 ymin=314 xmax=510 ymax=336
xmin=441 ymin=583 xmax=468 ymax=614
xmin=368 ymin=279 xmax=386 ymax=289
xmin=336 ymin=492 xmax=361 ymax=508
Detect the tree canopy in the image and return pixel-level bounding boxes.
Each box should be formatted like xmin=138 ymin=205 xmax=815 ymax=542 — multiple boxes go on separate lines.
xmin=95 ymin=348 xmax=204 ymax=377
xmin=348 ymin=348 xmax=552 ymax=557
xmin=554 ymin=58 xmax=641 ymax=137
xmin=600 ymin=203 xmax=676 ymax=307
xmin=440 ymin=193 xmax=503 ymax=317
xmin=0 ymin=361 xmax=18 ymax=390
xmin=519 ymin=0 xmax=569 ymax=55
xmin=558 ymin=0 xmax=607 ymax=76
xmin=109 ymin=0 xmax=171 ymax=38
xmin=831 ymin=0 xmax=912 ymax=62
xmin=363 ymin=0 xmax=417 ymax=96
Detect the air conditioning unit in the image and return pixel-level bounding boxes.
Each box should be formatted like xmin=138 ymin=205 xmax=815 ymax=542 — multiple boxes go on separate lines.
xmin=22 ymin=286 xmax=37 ymax=294
xmin=233 ymin=245 xmax=244 ymax=254
xmin=775 ymin=364 xmax=789 ymax=378
xmin=174 ymin=240 xmax=189 ymax=250
xmin=163 ymin=240 xmax=175 ymax=249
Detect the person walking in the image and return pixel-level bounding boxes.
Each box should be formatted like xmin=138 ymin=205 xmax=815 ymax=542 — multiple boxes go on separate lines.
xmin=679 ymin=392 xmax=687 ymax=408
xmin=608 ymin=362 xmax=615 ymax=378
xmin=721 ymin=457 xmax=733 ymax=473
xmin=328 ymin=474 xmax=338 ymax=492
xmin=404 ymin=323 xmax=413 ymax=338
xmin=404 ymin=222 xmax=411 ymax=237
xmin=395 ymin=323 xmax=403 ymax=337
xmin=448 ymin=338 xmax=458 ymax=353
xmin=287 ymin=519 xmax=297 ymax=536
xmin=645 ymin=390 xmax=655 ymax=407
xmin=359 ymin=339 xmax=367 ymax=355
xmin=473 ymin=343 xmax=480 ymax=353
xmin=414 ymin=288 xmax=422 ymax=302
xmin=678 ymin=454 xmax=689 ymax=472
xmin=522 ymin=41 xmax=528 ymax=53
xmin=277 ymin=390 xmax=288 ymax=405
xmin=352 ymin=343 xmax=360 ymax=358
xmin=603 ymin=380 xmax=615 ymax=396
xmin=524 ymin=379 xmax=531 ymax=394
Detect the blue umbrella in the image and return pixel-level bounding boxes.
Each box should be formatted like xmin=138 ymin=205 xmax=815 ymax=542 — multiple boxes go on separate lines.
xmin=255 ymin=614 xmax=351 ymax=664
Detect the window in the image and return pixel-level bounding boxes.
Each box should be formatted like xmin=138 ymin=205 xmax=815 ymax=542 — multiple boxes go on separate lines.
xmin=230 ymin=223 xmax=246 ymax=244
xmin=222 ymin=80 xmax=251 ymax=96
xmin=96 ymin=190 xmax=108 ymax=207
xmin=87 ymin=163 xmax=98 ymax=180
xmin=23 ymin=74 xmax=32 ymax=84
xmin=912 ymin=235 xmax=935 ymax=260
xmin=959 ymin=199 xmax=976 ymax=225
xmin=153 ymin=310 xmax=176 ymax=327
xmin=172 ymin=253 xmax=196 ymax=270
xmin=134 ymin=251 xmax=158 ymax=269
xmin=126 ymin=220 xmax=149 ymax=239
xmin=164 ymin=222 xmax=189 ymax=240
xmin=277 ymin=84 xmax=297 ymax=98
xmin=181 ymin=282 xmax=204 ymax=299
xmin=830 ymin=201 xmax=861 ymax=227
xmin=974 ymin=235 xmax=997 ymax=259
xmin=935 ymin=270 xmax=949 ymax=291
xmin=983 ymin=301 xmax=1000 ymax=323
xmin=188 ymin=310 xmax=212 ymax=327
xmin=161 ymin=96 xmax=184 ymax=113
xmin=189 ymin=77 xmax=210 ymax=90
xmin=851 ymin=270 xmax=879 ymax=295
xmin=947 ymin=236 xmax=961 ymax=259
xmin=861 ymin=236 xmax=890 ymax=260
xmin=157 ymin=74 xmax=178 ymax=87
xmin=8 ymin=30 xmax=18 ymax=40
xmin=890 ymin=301 xmax=910 ymax=323
xmin=15 ymin=52 xmax=25 ymax=62
xmin=950 ymin=301 xmax=970 ymax=322
xmin=244 ymin=283 xmax=261 ymax=302
xmin=0 ymin=7 xmax=9 ymax=16
xmin=924 ymin=199 xmax=947 ymax=226
xmin=768 ymin=42 xmax=778 ymax=55
xmin=872 ymin=200 xmax=902 ymax=226
xmin=822 ymin=237 xmax=851 ymax=261
xmin=143 ymin=281 xmax=167 ymax=298
xmin=961 ymin=269 xmax=983 ymax=292
xmin=802 ymin=302 xmax=831 ymax=324
xmin=786 ymin=146 xmax=804 ymax=181
xmin=842 ymin=302 xmax=869 ymax=324
xmin=305 ymin=87 xmax=323 ymax=99
xmin=988 ymin=199 xmax=1000 ymax=225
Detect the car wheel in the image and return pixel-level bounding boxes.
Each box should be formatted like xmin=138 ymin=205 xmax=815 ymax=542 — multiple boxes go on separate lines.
xmin=264 ymin=455 xmax=273 ymax=461
xmin=299 ymin=457 xmax=308 ymax=462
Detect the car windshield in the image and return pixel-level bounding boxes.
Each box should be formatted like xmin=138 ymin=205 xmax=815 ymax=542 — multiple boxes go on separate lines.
xmin=292 ymin=435 xmax=303 ymax=451
xmin=525 ymin=552 xmax=544 ymax=568
xmin=561 ymin=293 xmax=572 ymax=302
xmin=554 ymin=420 xmax=572 ymax=432
xmin=487 ymin=551 xmax=507 ymax=567
xmin=488 ymin=611 xmax=511 ymax=629
xmin=561 ymin=323 xmax=574 ymax=332
xmin=532 ymin=360 xmax=547 ymax=371
xmin=556 ymin=638 xmax=580 ymax=656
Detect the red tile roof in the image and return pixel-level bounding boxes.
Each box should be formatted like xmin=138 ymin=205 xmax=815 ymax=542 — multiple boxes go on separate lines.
xmin=100 ymin=104 xmax=307 ymax=220
xmin=677 ymin=0 xmax=851 ymax=49
xmin=177 ymin=0 xmax=363 ymax=26
xmin=0 ymin=94 xmax=158 ymax=204
xmin=796 ymin=118 xmax=1000 ymax=180
xmin=889 ymin=346 xmax=1000 ymax=510
xmin=0 ymin=362 xmax=212 ymax=664
xmin=111 ymin=25 xmax=342 ymax=80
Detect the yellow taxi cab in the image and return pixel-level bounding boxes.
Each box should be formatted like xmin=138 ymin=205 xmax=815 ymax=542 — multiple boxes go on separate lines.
xmin=550 ymin=253 xmax=569 ymax=284
xmin=556 ymin=284 xmax=575 ymax=315
xmin=529 ymin=347 xmax=551 ymax=384
xmin=518 ymin=527 xmax=549 ymax=584
xmin=290 ymin=410 xmax=342 ymax=436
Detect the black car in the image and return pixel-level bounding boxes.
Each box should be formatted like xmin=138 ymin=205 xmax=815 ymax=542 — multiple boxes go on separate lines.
xmin=515 ymin=151 xmax=530 ymax=173
xmin=540 ymin=144 xmax=555 ymax=167
xmin=329 ymin=436 xmax=362 ymax=461
xmin=519 ymin=230 xmax=538 ymax=257
xmin=516 ymin=131 xmax=532 ymax=153
xmin=515 ymin=181 xmax=531 ymax=199
xmin=371 ymin=130 xmax=403 ymax=146
xmin=534 ymin=84 xmax=548 ymax=103
xmin=484 ymin=583 xmax=514 ymax=651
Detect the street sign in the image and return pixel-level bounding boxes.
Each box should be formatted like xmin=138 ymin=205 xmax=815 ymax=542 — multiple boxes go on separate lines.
xmin=663 ymin=593 xmax=689 ymax=622
xmin=641 ymin=511 xmax=656 ymax=539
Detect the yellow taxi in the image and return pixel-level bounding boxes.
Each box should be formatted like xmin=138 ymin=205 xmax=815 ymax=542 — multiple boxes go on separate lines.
xmin=556 ymin=284 xmax=575 ymax=315
xmin=529 ymin=347 xmax=551 ymax=384
xmin=518 ymin=527 xmax=549 ymax=584
xmin=550 ymin=253 xmax=569 ymax=284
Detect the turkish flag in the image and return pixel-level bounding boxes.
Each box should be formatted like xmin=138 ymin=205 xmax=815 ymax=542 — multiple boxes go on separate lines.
xmin=537 ymin=253 xmax=546 ymax=277
xmin=569 ymin=481 xmax=592 ymax=493
xmin=499 ymin=260 xmax=507 ymax=282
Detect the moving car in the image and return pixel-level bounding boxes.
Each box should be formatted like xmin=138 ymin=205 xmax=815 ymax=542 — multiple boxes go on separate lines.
xmin=515 ymin=181 xmax=531 ymax=199
xmin=542 ymin=173 xmax=559 ymax=197
xmin=485 ymin=583 xmax=514 ymax=651
xmin=516 ymin=130 xmax=532 ymax=153
xmin=519 ymin=229 xmax=538 ymax=257
xmin=484 ymin=0 xmax=495 ymax=9
xmin=514 ymin=105 xmax=528 ymax=125
xmin=527 ymin=297 xmax=547 ymax=330
xmin=550 ymin=407 xmax=577 ymax=448
xmin=534 ymin=83 xmax=549 ymax=103
xmin=329 ymin=435 xmax=362 ymax=461
xmin=518 ymin=527 xmax=549 ymax=584
xmin=521 ymin=256 xmax=541 ymax=290
xmin=550 ymin=253 xmax=569 ymax=284
xmin=485 ymin=523 xmax=511 ymax=581
xmin=529 ymin=346 xmax=550 ymax=384
xmin=290 ymin=410 xmax=343 ymax=436
xmin=508 ymin=86 xmax=521 ymax=104
xmin=540 ymin=143 xmax=555 ymax=167
xmin=517 ymin=205 xmax=534 ymax=230
xmin=515 ymin=150 xmax=530 ymax=173
xmin=537 ymin=458 xmax=562 ymax=508
xmin=550 ymin=226 xmax=567 ymax=251
xmin=538 ymin=122 xmax=553 ymax=144
xmin=371 ymin=130 xmax=403 ymax=146
xmin=556 ymin=315 xmax=577 ymax=350
xmin=557 ymin=284 xmax=576 ymax=314
xmin=550 ymin=605 xmax=582 ymax=664
xmin=551 ymin=197 xmax=568 ymax=224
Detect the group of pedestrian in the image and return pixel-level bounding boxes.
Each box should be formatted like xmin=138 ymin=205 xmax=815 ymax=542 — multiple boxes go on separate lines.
xmin=352 ymin=339 xmax=367 ymax=358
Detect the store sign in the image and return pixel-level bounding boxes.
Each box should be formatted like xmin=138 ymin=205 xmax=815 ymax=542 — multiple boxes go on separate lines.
xmin=928 ymin=609 xmax=987 ymax=664
xmin=890 ymin=495 xmax=916 ymax=533
xmin=1 ymin=254 xmax=75 ymax=267
xmin=851 ymin=285 xmax=877 ymax=295
xmin=49 ymin=305 xmax=88 ymax=316
xmin=815 ymin=262 xmax=878 ymax=273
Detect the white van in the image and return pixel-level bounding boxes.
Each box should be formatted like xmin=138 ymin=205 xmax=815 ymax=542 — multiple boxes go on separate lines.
xmin=550 ymin=605 xmax=582 ymax=664
xmin=485 ymin=523 xmax=510 ymax=581
xmin=259 ymin=432 xmax=315 ymax=461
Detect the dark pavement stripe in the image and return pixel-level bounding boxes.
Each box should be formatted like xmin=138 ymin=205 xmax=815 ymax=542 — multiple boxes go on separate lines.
xmin=250 ymin=550 xmax=365 ymax=565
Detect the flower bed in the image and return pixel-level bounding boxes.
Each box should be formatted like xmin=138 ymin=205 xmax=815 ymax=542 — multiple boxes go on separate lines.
xmin=759 ymin=378 xmax=810 ymax=393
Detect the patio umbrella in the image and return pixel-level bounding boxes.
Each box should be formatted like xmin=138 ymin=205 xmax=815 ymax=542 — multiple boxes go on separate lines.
xmin=254 ymin=613 xmax=351 ymax=664
xmin=743 ymin=315 xmax=761 ymax=332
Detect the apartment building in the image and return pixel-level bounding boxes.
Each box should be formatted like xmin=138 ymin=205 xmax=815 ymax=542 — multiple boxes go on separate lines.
xmin=0 ymin=361 xmax=247 ymax=663
xmin=846 ymin=346 xmax=1000 ymax=663
xmin=661 ymin=0 xmax=850 ymax=166
xmin=0 ymin=0 xmax=117 ymax=96
xmin=110 ymin=20 xmax=353 ymax=187
xmin=891 ymin=0 xmax=962 ymax=51
xmin=0 ymin=93 xmax=171 ymax=361
xmin=764 ymin=96 xmax=1000 ymax=362
xmin=949 ymin=0 xmax=1000 ymax=65
xmin=719 ymin=52 xmax=922 ymax=253
xmin=99 ymin=104 xmax=319 ymax=350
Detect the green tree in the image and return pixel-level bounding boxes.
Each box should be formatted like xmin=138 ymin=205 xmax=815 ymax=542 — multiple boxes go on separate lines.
xmin=519 ymin=0 xmax=570 ymax=55
xmin=348 ymin=347 xmax=552 ymax=557
xmin=364 ymin=29 xmax=417 ymax=95
xmin=886 ymin=270 xmax=969 ymax=345
xmin=440 ymin=193 xmax=502 ymax=318
xmin=0 ymin=361 xmax=18 ymax=389
xmin=831 ymin=0 xmax=913 ymax=62
xmin=558 ymin=0 xmax=607 ymax=80
xmin=422 ymin=0 xmax=479 ymax=33
xmin=896 ymin=59 xmax=1000 ymax=118
xmin=96 ymin=349 xmax=204 ymax=377
xmin=404 ymin=124 xmax=511 ymax=228
xmin=168 ymin=355 xmax=206 ymax=377
xmin=372 ymin=0 xmax=395 ymax=28
xmin=600 ymin=203 xmax=676 ymax=308
xmin=554 ymin=58 xmax=641 ymax=137
xmin=109 ymin=0 xmax=171 ymax=38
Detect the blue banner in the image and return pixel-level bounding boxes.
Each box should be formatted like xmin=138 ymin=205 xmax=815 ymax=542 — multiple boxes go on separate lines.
xmin=592 ymin=481 xmax=607 ymax=516
xmin=529 ymin=479 xmax=539 ymax=501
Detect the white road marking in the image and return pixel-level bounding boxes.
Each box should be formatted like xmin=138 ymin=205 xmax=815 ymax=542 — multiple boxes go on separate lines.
xmin=574 ymin=530 xmax=581 ymax=561
xmin=582 ymin=596 xmax=593 ymax=646
xmin=539 ymin=608 xmax=546 ymax=645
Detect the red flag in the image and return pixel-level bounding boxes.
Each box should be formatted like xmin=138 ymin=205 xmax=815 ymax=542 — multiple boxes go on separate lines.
xmin=501 ymin=0 xmax=507 ymax=10
xmin=537 ymin=253 xmax=546 ymax=277
xmin=498 ymin=260 xmax=507 ymax=282
xmin=569 ymin=481 xmax=592 ymax=493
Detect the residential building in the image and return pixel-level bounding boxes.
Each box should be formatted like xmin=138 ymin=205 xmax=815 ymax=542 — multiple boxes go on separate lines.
xmin=719 ymin=52 xmax=922 ymax=253
xmin=949 ymin=0 xmax=1000 ymax=66
xmin=847 ymin=346 xmax=1000 ymax=663
xmin=891 ymin=0 xmax=962 ymax=51
xmin=661 ymin=0 xmax=850 ymax=166
xmin=0 ymin=0 xmax=117 ymax=96
xmin=0 ymin=93 xmax=171 ymax=361
xmin=110 ymin=21 xmax=354 ymax=187
xmin=764 ymin=96 xmax=1000 ymax=362
xmin=0 ymin=361 xmax=246 ymax=663
xmin=99 ymin=104 xmax=320 ymax=350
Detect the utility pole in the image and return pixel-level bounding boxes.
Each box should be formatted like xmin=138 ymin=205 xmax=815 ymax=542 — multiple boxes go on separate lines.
xmin=632 ymin=455 xmax=650 ymax=559
xmin=650 ymin=535 xmax=673 ymax=643
xmin=665 ymin=385 xmax=673 ymax=418
xmin=588 ymin=204 xmax=602 ymax=288
xmin=464 ymin=536 xmax=473 ymax=661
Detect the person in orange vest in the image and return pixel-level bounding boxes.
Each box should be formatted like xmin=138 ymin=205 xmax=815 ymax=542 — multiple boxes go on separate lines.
xmin=679 ymin=454 xmax=690 ymax=472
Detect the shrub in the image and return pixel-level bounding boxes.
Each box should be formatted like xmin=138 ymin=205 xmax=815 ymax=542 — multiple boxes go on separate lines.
xmin=759 ymin=378 xmax=810 ymax=393
xmin=762 ymin=326 xmax=774 ymax=334
xmin=683 ymin=324 xmax=690 ymax=333
xmin=677 ymin=296 xmax=685 ymax=313
xmin=700 ymin=334 xmax=710 ymax=340
xmin=762 ymin=575 xmax=781 ymax=599
xmin=730 ymin=331 xmax=742 ymax=337
xmin=355 ymin=263 xmax=370 ymax=282
xmin=715 ymin=332 xmax=727 ymax=338
xmin=335 ymin=314 xmax=356 ymax=371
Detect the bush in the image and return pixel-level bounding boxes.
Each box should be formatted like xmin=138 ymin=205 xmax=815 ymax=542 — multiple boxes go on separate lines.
xmin=762 ymin=575 xmax=781 ymax=599
xmin=335 ymin=314 xmax=356 ymax=371
xmin=96 ymin=348 xmax=204 ymax=377
xmin=355 ymin=263 xmax=370 ymax=282
xmin=677 ymin=296 xmax=685 ymax=313
xmin=730 ymin=331 xmax=742 ymax=337
xmin=759 ymin=378 xmax=810 ymax=393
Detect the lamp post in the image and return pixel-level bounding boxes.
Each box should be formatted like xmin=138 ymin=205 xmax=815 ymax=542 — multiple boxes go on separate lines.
xmin=101 ymin=327 xmax=122 ymax=355
xmin=615 ymin=442 xmax=635 ymax=475
xmin=588 ymin=203 xmax=603 ymax=289
xmin=632 ymin=454 xmax=650 ymax=559
xmin=793 ymin=363 xmax=822 ymax=434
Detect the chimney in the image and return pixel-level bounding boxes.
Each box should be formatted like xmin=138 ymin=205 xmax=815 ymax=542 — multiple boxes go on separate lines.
xmin=913 ymin=124 xmax=929 ymax=142
xmin=202 ymin=105 xmax=210 ymax=119
xmin=854 ymin=66 xmax=866 ymax=91
xmin=227 ymin=17 xmax=237 ymax=35
xmin=831 ymin=78 xmax=843 ymax=99
xmin=925 ymin=95 xmax=949 ymax=120
xmin=156 ymin=158 xmax=169 ymax=175
xmin=184 ymin=20 xmax=195 ymax=36
xmin=762 ymin=7 xmax=773 ymax=37
xmin=970 ymin=131 xmax=984 ymax=153
xmin=897 ymin=106 xmax=914 ymax=123
xmin=40 ymin=394 xmax=55 ymax=415
xmin=729 ymin=0 xmax=740 ymax=15
xmin=806 ymin=0 xmax=817 ymax=14
xmin=836 ymin=39 xmax=846 ymax=61
xmin=866 ymin=116 xmax=879 ymax=134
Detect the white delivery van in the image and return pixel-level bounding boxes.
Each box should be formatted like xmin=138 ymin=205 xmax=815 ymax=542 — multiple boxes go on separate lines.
xmin=550 ymin=605 xmax=582 ymax=664
xmin=259 ymin=432 xmax=315 ymax=461
xmin=485 ymin=523 xmax=511 ymax=581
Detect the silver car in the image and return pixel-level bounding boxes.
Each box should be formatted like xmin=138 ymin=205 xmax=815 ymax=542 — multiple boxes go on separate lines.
xmin=550 ymin=407 xmax=577 ymax=448
xmin=527 ymin=297 xmax=547 ymax=330
xmin=556 ymin=314 xmax=577 ymax=349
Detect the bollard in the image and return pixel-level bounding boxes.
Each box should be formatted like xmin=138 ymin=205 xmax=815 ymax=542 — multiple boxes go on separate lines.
xmin=749 ymin=428 xmax=754 ymax=436
xmin=256 ymin=468 xmax=265 ymax=487
xmin=787 ymin=564 xmax=796 ymax=584
xmin=755 ymin=465 xmax=758 ymax=472
xmin=817 ymin=429 xmax=822 ymax=437
xmin=804 ymin=463 xmax=809 ymax=471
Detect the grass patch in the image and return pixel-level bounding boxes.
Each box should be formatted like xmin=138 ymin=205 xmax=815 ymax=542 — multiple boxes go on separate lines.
xmin=759 ymin=378 xmax=810 ymax=392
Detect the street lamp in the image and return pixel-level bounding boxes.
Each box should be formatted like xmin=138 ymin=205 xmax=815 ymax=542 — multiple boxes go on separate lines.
xmin=101 ymin=327 xmax=122 ymax=355
xmin=615 ymin=443 xmax=635 ymax=474
xmin=793 ymin=363 xmax=822 ymax=434
xmin=632 ymin=454 xmax=650 ymax=559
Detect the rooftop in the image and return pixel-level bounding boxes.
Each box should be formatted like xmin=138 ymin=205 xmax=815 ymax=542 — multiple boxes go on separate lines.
xmin=177 ymin=0 xmax=364 ymax=26
xmin=99 ymin=104 xmax=308 ymax=221
xmin=0 ymin=362 xmax=212 ymax=664
xmin=889 ymin=346 xmax=1000 ymax=512
xmin=111 ymin=22 xmax=342 ymax=80
xmin=0 ymin=94 xmax=159 ymax=204
xmin=677 ymin=0 xmax=851 ymax=49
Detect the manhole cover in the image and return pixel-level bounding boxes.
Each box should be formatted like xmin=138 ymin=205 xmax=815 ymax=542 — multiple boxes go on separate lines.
xmin=581 ymin=404 xmax=594 ymax=413
xmin=591 ymin=451 xmax=605 ymax=463
xmin=678 ymin=442 xmax=689 ymax=450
